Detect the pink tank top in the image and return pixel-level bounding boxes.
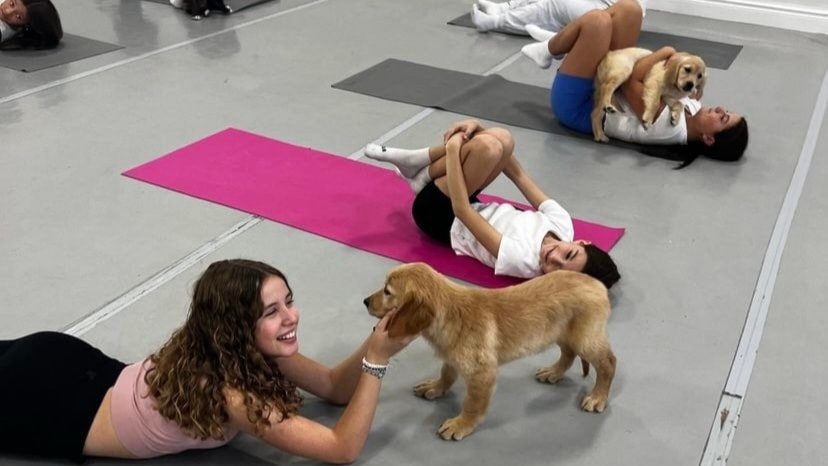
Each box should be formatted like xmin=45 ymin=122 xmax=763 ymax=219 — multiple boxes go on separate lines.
xmin=110 ymin=360 xmax=239 ymax=458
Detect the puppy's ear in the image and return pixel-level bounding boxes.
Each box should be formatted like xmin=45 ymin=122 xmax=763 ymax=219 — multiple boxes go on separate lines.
xmin=667 ymin=53 xmax=687 ymax=87
xmin=387 ymin=294 xmax=434 ymax=338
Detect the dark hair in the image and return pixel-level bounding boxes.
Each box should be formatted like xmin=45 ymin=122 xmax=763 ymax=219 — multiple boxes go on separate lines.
xmin=0 ymin=0 xmax=62 ymax=50
xmin=146 ymin=259 xmax=302 ymax=440
xmin=581 ymin=244 xmax=620 ymax=289
xmin=639 ymin=117 xmax=749 ymax=169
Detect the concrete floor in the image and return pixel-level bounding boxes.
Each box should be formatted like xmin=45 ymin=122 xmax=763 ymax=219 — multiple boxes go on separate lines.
xmin=1 ymin=1 xmax=826 ymax=465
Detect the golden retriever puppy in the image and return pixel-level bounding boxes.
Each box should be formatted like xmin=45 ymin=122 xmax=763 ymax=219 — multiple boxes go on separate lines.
xmin=364 ymin=262 xmax=616 ymax=441
xmin=641 ymin=53 xmax=707 ymax=128
xmin=591 ymin=47 xmax=652 ymax=142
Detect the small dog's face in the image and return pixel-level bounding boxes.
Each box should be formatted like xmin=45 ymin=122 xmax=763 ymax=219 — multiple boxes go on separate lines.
xmin=363 ymin=263 xmax=435 ymax=337
xmin=364 ymin=274 xmax=403 ymax=319
xmin=668 ymin=54 xmax=707 ymax=97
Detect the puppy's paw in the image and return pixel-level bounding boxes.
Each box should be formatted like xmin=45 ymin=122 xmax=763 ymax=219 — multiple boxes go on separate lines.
xmin=414 ymin=379 xmax=448 ymax=400
xmin=581 ymin=394 xmax=608 ymax=413
xmin=642 ymin=121 xmax=653 ymax=130
xmin=437 ymin=416 xmax=477 ymax=441
xmin=670 ymin=115 xmax=680 ymax=126
xmin=593 ymin=134 xmax=609 ymax=143
xmin=535 ymin=366 xmax=566 ymax=384
xmin=603 ymin=105 xmax=618 ymax=114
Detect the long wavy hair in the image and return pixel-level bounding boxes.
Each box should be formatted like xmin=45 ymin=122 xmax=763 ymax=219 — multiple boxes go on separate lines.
xmin=145 ymin=259 xmax=303 ymax=440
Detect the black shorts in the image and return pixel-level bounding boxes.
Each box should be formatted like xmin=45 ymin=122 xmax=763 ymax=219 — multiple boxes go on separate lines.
xmin=411 ymin=181 xmax=481 ymax=245
xmin=0 ymin=332 xmax=126 ymax=463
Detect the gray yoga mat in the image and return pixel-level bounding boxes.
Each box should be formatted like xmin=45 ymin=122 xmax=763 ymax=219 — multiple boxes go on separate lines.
xmin=448 ymin=13 xmax=743 ymax=70
xmin=0 ymin=34 xmax=123 ymax=72
xmin=334 ymin=58 xmax=573 ymax=136
xmin=143 ymin=0 xmax=274 ymax=13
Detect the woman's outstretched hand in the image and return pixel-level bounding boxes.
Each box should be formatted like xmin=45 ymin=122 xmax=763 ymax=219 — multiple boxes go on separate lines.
xmin=443 ymin=119 xmax=485 ymax=144
xmin=365 ymin=310 xmax=418 ymax=364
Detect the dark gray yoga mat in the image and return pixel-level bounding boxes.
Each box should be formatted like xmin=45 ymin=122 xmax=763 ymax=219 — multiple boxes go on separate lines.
xmin=334 ymin=58 xmax=571 ymax=136
xmin=143 ymin=0 xmax=274 ymax=13
xmin=448 ymin=13 xmax=743 ymax=70
xmin=0 ymin=34 xmax=122 ymax=72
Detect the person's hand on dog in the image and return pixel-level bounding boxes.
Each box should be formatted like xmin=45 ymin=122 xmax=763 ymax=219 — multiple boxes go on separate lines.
xmin=365 ymin=310 xmax=418 ymax=365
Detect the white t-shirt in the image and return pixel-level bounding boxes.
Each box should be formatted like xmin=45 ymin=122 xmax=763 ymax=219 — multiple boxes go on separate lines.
xmin=0 ymin=20 xmax=19 ymax=43
xmin=604 ymin=96 xmax=701 ymax=145
xmin=449 ymin=198 xmax=574 ymax=279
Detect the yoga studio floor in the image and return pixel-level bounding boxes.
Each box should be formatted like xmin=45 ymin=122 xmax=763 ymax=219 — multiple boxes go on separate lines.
xmin=2 ymin=1 xmax=826 ymax=465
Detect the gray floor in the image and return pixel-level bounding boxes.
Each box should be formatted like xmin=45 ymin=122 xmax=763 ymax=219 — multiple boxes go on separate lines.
xmin=1 ymin=1 xmax=827 ymax=465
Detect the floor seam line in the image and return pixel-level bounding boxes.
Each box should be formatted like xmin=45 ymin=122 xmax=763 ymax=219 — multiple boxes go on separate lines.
xmin=61 ymin=216 xmax=261 ymax=337
xmin=700 ymin=68 xmax=828 ymax=465
xmin=0 ymin=0 xmax=330 ymax=106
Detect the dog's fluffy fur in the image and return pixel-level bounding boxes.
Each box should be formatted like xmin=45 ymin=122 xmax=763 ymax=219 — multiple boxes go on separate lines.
xmin=641 ymin=53 xmax=706 ymax=128
xmin=591 ymin=47 xmax=707 ymax=142
xmin=364 ymin=263 xmax=616 ymax=441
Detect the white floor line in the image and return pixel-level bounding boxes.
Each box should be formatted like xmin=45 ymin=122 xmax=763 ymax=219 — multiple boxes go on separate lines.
xmin=700 ymin=69 xmax=828 ymax=465
xmin=62 ymin=217 xmax=262 ymax=337
xmin=0 ymin=0 xmax=330 ymax=106
xmin=347 ymin=51 xmax=526 ymax=159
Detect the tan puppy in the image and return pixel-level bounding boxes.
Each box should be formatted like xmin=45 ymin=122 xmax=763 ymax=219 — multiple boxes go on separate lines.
xmin=591 ymin=47 xmax=652 ymax=142
xmin=641 ymin=53 xmax=707 ymax=128
xmin=364 ymin=262 xmax=616 ymax=441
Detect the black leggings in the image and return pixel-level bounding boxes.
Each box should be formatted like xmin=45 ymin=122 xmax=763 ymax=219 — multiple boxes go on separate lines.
xmin=411 ymin=181 xmax=481 ymax=245
xmin=0 ymin=332 xmax=126 ymax=463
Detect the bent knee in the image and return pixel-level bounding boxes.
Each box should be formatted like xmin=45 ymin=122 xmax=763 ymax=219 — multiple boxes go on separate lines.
xmin=464 ymin=133 xmax=505 ymax=160
xmin=582 ymin=8 xmax=612 ymax=27
xmin=479 ymin=128 xmax=514 ymax=155
xmin=613 ymin=0 xmax=643 ymax=18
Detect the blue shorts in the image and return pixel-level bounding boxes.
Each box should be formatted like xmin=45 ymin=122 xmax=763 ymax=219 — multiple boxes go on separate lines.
xmin=550 ymin=73 xmax=594 ymax=135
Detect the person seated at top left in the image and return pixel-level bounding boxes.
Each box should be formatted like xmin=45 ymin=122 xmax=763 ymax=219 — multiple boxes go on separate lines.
xmin=0 ymin=0 xmax=62 ymax=50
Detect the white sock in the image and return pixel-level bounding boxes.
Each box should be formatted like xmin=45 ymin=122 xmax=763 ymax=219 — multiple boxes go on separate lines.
xmin=521 ymin=41 xmax=555 ymax=69
xmin=477 ymin=0 xmax=508 ymax=15
xmin=169 ymin=0 xmax=184 ymax=8
xmin=405 ymin=167 xmax=432 ymax=194
xmin=364 ymin=144 xmax=431 ymax=179
xmin=526 ymin=24 xmax=556 ymax=42
xmin=471 ymin=4 xmax=502 ymax=31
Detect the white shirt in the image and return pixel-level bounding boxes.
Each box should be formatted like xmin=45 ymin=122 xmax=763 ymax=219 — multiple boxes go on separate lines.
xmin=0 ymin=20 xmax=19 ymax=43
xmin=604 ymin=96 xmax=701 ymax=145
xmin=450 ymin=198 xmax=574 ymax=279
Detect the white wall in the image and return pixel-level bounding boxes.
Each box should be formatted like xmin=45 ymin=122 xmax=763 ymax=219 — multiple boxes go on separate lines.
xmin=648 ymin=0 xmax=828 ymax=34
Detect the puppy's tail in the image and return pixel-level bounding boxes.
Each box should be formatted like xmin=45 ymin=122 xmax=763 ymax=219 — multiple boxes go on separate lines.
xmin=580 ymin=357 xmax=590 ymax=377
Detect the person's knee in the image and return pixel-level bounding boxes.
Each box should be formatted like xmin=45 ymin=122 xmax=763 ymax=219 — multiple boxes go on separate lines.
xmin=614 ymin=0 xmax=643 ymax=18
xmin=582 ymin=9 xmax=612 ymax=32
xmin=463 ymin=134 xmax=504 ymax=164
xmin=481 ymin=128 xmax=514 ymax=157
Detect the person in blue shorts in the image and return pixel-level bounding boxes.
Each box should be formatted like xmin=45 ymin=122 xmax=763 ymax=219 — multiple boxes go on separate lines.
xmin=520 ymin=0 xmax=748 ymax=165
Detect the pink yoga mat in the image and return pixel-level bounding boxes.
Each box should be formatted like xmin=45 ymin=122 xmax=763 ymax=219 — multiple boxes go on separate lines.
xmin=124 ymin=128 xmax=624 ymax=288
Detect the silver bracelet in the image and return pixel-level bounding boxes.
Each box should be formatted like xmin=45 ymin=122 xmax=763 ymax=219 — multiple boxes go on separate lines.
xmin=361 ymin=357 xmax=388 ymax=380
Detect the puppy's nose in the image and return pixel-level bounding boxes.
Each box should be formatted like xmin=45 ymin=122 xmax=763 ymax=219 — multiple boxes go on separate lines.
xmin=683 ymin=82 xmax=695 ymax=92
xmin=363 ymin=297 xmax=370 ymax=307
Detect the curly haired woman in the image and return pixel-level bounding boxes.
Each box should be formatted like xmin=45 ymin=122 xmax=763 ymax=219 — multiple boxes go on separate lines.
xmin=0 ymin=259 xmax=416 ymax=463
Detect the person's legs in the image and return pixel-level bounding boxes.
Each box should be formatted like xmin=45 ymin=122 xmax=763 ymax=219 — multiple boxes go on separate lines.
xmin=521 ymin=0 xmax=642 ymax=72
xmin=432 ymin=128 xmax=514 ymax=196
xmin=478 ymin=0 xmax=539 ymax=15
xmin=473 ymin=0 xmax=553 ymax=34
xmin=605 ymin=0 xmax=642 ymax=49
xmin=365 ymin=127 xmax=514 ymax=194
